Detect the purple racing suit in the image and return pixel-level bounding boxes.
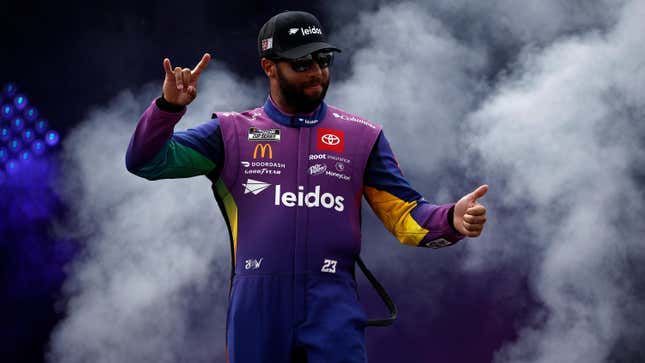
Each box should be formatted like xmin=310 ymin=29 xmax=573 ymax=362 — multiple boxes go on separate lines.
xmin=126 ymin=96 xmax=464 ymax=363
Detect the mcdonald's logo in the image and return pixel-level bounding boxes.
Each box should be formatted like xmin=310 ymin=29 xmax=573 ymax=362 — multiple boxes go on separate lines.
xmin=253 ymin=144 xmax=273 ymax=159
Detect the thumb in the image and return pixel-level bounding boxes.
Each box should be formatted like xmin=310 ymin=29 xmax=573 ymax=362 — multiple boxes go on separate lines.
xmin=470 ymin=184 xmax=489 ymax=202
xmin=163 ymin=58 xmax=174 ymax=80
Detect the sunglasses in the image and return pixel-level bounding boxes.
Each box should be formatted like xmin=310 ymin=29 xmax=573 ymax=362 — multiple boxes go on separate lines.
xmin=275 ymin=51 xmax=335 ymax=72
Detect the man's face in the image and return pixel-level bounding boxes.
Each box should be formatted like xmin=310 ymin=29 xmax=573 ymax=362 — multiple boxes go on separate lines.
xmin=274 ymin=55 xmax=331 ymax=113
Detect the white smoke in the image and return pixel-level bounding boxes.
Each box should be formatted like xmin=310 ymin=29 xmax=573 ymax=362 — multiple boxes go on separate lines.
xmin=48 ymin=66 xmax=263 ymax=363
xmin=464 ymin=0 xmax=645 ymax=361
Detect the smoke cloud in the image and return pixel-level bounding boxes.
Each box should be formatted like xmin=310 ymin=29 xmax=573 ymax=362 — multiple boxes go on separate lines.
xmin=48 ymin=68 xmax=263 ymax=363
xmin=49 ymin=1 xmax=645 ymax=362
xmin=464 ymin=0 xmax=645 ymax=361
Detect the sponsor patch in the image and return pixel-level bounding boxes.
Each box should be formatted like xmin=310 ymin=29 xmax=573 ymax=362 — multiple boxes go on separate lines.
xmin=248 ymin=127 xmax=281 ymax=142
xmin=308 ymin=163 xmax=327 ymax=176
xmin=253 ymin=144 xmax=273 ymax=159
xmin=317 ymin=128 xmax=344 ymax=153
xmin=324 ymin=170 xmax=350 ymax=181
xmin=425 ymin=238 xmax=453 ymax=249
xmin=245 ymin=258 xmax=263 ymax=270
xmin=309 ymin=153 xmax=351 ymax=164
xmin=242 ymin=179 xmax=271 ymax=195
xmin=332 ymin=112 xmax=377 ymax=129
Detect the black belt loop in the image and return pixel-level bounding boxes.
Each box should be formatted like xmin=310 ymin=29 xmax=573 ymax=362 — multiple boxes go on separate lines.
xmin=356 ymin=256 xmax=398 ymax=327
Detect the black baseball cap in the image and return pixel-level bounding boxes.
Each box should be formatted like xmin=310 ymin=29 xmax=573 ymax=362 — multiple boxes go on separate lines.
xmin=258 ymin=11 xmax=341 ymax=60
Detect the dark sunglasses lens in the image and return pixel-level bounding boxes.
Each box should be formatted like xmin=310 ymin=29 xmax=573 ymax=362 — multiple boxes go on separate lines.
xmin=314 ymin=52 xmax=334 ymax=68
xmin=287 ymin=52 xmax=334 ymax=72
xmin=291 ymin=58 xmax=313 ymax=72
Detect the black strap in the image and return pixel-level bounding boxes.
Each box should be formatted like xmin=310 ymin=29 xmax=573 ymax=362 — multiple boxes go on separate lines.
xmin=356 ymin=256 xmax=398 ymax=327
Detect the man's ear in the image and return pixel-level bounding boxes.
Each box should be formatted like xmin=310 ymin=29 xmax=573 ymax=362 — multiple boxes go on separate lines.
xmin=261 ymin=58 xmax=275 ymax=78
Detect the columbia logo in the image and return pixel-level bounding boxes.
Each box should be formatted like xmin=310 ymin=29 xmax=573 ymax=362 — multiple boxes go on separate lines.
xmin=243 ymin=179 xmax=271 ymax=195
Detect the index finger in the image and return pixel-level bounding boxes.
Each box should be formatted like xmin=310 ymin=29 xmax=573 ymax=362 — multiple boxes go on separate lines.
xmin=192 ymin=53 xmax=211 ymax=77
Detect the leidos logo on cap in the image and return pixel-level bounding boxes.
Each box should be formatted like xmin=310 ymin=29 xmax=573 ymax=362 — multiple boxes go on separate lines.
xmin=257 ymin=11 xmax=341 ymax=60
xmin=288 ymin=26 xmax=322 ymax=36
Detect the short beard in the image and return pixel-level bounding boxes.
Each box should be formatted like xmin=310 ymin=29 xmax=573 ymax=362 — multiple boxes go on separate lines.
xmin=276 ymin=66 xmax=329 ymax=114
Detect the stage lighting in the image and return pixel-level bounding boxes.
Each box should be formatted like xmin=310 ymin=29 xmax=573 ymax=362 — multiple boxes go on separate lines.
xmin=31 ymin=140 xmax=45 ymax=156
xmin=1 ymin=83 xmax=61 ymax=180
xmin=9 ymin=138 xmax=22 ymax=154
xmin=22 ymin=129 xmax=35 ymax=143
xmin=35 ymin=119 xmax=48 ymax=134
xmin=5 ymin=159 xmax=18 ymax=175
xmin=14 ymin=94 xmax=28 ymax=111
xmin=19 ymin=150 xmax=31 ymax=161
xmin=2 ymin=104 xmax=14 ymax=120
xmin=12 ymin=117 xmax=25 ymax=132
xmin=3 ymin=83 xmax=17 ymax=97
xmin=1 ymin=127 xmax=10 ymax=142
xmin=24 ymin=106 xmax=38 ymax=122
xmin=45 ymin=130 xmax=59 ymax=146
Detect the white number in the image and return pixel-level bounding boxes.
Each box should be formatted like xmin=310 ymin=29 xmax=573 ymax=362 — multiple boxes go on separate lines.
xmin=321 ymin=259 xmax=337 ymax=273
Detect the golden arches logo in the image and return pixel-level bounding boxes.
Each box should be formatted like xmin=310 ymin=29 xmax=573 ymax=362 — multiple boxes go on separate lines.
xmin=253 ymin=144 xmax=273 ymax=159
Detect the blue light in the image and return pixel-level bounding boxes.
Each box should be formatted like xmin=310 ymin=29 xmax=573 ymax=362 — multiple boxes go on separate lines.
xmin=24 ymin=106 xmax=38 ymax=122
xmin=35 ymin=119 xmax=48 ymax=134
xmin=1 ymin=104 xmax=14 ymax=120
xmin=14 ymin=94 xmax=28 ymax=111
xmin=22 ymin=129 xmax=35 ymax=143
xmin=0 ymin=127 xmax=10 ymax=142
xmin=12 ymin=117 xmax=25 ymax=132
xmin=45 ymin=130 xmax=60 ymax=146
xmin=9 ymin=138 xmax=22 ymax=153
xmin=3 ymin=83 xmax=17 ymax=97
xmin=31 ymin=140 xmax=46 ymax=155
xmin=6 ymin=159 xmax=19 ymax=175
xmin=20 ymin=150 xmax=31 ymax=161
xmin=0 ymin=147 xmax=7 ymax=162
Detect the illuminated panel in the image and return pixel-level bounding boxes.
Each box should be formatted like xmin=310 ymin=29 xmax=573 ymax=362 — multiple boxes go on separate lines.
xmin=0 ymin=83 xmax=61 ymax=183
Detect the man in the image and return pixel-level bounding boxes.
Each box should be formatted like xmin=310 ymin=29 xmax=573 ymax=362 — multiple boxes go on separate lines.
xmin=126 ymin=10 xmax=488 ymax=363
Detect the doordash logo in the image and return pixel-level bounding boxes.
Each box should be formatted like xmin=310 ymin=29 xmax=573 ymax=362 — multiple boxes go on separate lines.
xmin=317 ymin=128 xmax=344 ymax=153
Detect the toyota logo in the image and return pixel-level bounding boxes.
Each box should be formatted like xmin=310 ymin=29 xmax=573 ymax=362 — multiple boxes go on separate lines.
xmin=321 ymin=134 xmax=341 ymax=146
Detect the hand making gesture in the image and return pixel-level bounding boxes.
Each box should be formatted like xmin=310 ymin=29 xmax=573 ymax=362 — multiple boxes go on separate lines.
xmin=453 ymin=185 xmax=489 ymax=238
xmin=162 ymin=53 xmax=211 ymax=106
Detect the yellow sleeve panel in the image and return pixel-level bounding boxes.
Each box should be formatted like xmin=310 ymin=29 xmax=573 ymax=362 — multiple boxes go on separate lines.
xmin=364 ymin=186 xmax=429 ymax=246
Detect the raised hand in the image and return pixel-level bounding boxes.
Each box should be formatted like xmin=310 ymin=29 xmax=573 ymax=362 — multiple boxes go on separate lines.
xmin=453 ymin=185 xmax=489 ymax=238
xmin=162 ymin=53 xmax=211 ymax=106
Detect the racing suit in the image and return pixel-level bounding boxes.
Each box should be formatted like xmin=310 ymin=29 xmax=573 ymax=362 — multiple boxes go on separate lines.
xmin=126 ymin=95 xmax=464 ymax=363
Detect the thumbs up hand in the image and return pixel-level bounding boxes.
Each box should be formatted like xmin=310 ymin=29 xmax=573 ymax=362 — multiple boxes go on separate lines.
xmin=453 ymin=185 xmax=489 ymax=238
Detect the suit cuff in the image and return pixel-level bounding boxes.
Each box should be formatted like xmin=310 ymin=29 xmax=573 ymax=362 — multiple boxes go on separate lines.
xmin=417 ymin=203 xmax=465 ymax=248
xmin=156 ymin=95 xmax=185 ymax=113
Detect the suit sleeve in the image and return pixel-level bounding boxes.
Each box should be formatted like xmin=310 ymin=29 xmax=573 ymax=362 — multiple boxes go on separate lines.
xmin=125 ymin=97 xmax=224 ymax=180
xmin=363 ymin=131 xmax=464 ymax=248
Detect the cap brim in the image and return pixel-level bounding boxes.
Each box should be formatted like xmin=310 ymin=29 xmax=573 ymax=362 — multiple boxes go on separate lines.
xmin=274 ymin=42 xmax=341 ymax=59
